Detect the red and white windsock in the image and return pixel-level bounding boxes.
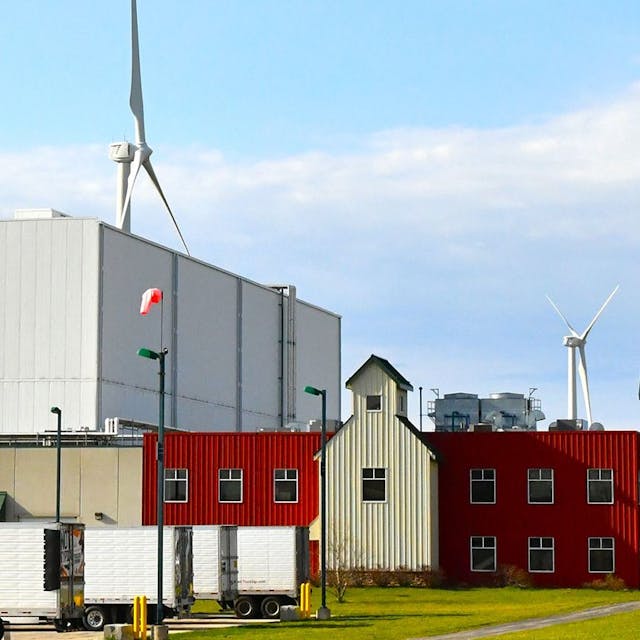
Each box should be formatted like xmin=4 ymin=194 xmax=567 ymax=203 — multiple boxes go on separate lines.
xmin=140 ymin=288 xmax=163 ymax=315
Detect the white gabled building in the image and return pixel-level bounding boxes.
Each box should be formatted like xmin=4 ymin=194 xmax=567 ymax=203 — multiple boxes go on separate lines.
xmin=324 ymin=355 xmax=439 ymax=571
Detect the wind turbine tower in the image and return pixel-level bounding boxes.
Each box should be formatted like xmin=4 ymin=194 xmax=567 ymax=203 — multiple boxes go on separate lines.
xmin=110 ymin=0 xmax=190 ymax=255
xmin=546 ymin=286 xmax=619 ymax=427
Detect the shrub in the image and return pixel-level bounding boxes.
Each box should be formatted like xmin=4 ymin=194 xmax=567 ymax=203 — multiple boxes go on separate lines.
xmin=583 ymin=574 xmax=627 ymax=591
xmin=495 ymin=565 xmax=532 ymax=588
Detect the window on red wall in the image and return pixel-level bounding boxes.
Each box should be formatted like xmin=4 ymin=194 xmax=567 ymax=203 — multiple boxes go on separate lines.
xmin=165 ymin=468 xmax=188 ymax=503
xmin=274 ymin=469 xmax=298 ymax=502
xmin=529 ymin=537 xmax=554 ymax=572
xmin=470 ymin=536 xmax=496 ymax=571
xmin=470 ymin=469 xmax=495 ymax=503
xmin=528 ymin=469 xmax=554 ymax=504
xmin=219 ymin=468 xmax=243 ymax=503
xmin=589 ymin=537 xmax=615 ymax=573
xmin=587 ymin=469 xmax=614 ymax=504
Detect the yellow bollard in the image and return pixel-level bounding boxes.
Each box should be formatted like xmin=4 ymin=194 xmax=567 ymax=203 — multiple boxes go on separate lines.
xmin=299 ymin=582 xmax=311 ymax=618
xmin=133 ymin=595 xmax=148 ymax=639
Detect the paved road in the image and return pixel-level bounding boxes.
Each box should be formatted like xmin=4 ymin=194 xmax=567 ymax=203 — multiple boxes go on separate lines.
xmin=2 ymin=614 xmax=275 ymax=640
xmin=412 ymin=601 xmax=640 ymax=640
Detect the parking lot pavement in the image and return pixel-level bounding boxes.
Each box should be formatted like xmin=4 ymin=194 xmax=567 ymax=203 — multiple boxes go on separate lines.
xmin=2 ymin=614 xmax=278 ymax=640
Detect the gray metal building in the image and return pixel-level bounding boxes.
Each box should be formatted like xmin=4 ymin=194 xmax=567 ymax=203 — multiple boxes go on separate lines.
xmin=0 ymin=209 xmax=341 ymax=434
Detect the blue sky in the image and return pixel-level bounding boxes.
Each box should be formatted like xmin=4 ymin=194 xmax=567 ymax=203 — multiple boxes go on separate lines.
xmin=1 ymin=1 xmax=640 ymax=428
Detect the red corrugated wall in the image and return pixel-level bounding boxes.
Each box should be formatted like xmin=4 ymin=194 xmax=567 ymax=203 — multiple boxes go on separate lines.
xmin=143 ymin=432 xmax=321 ymax=526
xmin=424 ymin=431 xmax=640 ymax=588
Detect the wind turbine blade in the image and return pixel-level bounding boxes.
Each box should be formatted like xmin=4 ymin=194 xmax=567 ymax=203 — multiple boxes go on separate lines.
xmin=121 ymin=149 xmax=144 ymax=226
xmin=577 ymin=345 xmax=592 ymax=426
xmin=545 ymin=295 xmax=579 ymax=337
xmin=581 ymin=285 xmax=620 ymax=340
xmin=129 ymin=0 xmax=146 ymax=145
xmin=142 ymin=158 xmax=191 ymax=256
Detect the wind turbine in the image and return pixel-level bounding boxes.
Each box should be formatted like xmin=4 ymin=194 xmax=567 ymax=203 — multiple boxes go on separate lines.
xmin=109 ymin=0 xmax=190 ymax=255
xmin=546 ymin=286 xmax=619 ymax=426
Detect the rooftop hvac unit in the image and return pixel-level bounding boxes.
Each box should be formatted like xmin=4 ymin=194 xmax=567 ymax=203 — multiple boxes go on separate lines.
xmin=469 ymin=423 xmax=494 ymax=432
xmin=549 ymin=419 xmax=586 ymax=432
xmin=104 ymin=417 xmax=119 ymax=435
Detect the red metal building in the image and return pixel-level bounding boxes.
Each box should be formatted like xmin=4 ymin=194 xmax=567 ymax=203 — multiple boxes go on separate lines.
xmin=142 ymin=432 xmax=321 ymax=527
xmin=424 ymin=431 xmax=640 ymax=587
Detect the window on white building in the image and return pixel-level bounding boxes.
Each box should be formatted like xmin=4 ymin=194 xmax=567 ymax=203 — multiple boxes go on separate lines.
xmin=362 ymin=467 xmax=387 ymax=502
xmin=274 ymin=469 xmax=298 ymax=503
xmin=470 ymin=469 xmax=496 ymax=504
xmin=528 ymin=469 xmax=554 ymax=504
xmin=528 ymin=537 xmax=554 ymax=572
xmin=470 ymin=536 xmax=496 ymax=572
xmin=219 ymin=468 xmax=243 ymax=503
xmin=588 ymin=537 xmax=615 ymax=573
xmin=164 ymin=468 xmax=188 ymax=503
xmin=587 ymin=469 xmax=613 ymax=504
xmin=366 ymin=395 xmax=382 ymax=411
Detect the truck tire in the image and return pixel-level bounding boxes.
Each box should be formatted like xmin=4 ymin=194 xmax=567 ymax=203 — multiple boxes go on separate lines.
xmin=82 ymin=605 xmax=108 ymax=631
xmin=260 ymin=596 xmax=282 ymax=619
xmin=234 ymin=596 xmax=258 ymax=619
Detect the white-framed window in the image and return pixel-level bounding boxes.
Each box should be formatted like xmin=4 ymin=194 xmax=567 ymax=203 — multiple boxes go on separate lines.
xmin=362 ymin=467 xmax=387 ymax=502
xmin=587 ymin=469 xmax=614 ymax=504
xmin=219 ymin=468 xmax=243 ymax=503
xmin=528 ymin=469 xmax=554 ymax=504
xmin=470 ymin=536 xmax=496 ymax=572
xmin=366 ymin=395 xmax=382 ymax=412
xmin=470 ymin=469 xmax=496 ymax=504
xmin=588 ymin=537 xmax=615 ymax=573
xmin=164 ymin=468 xmax=188 ymax=503
xmin=528 ymin=537 xmax=554 ymax=572
xmin=274 ymin=469 xmax=298 ymax=503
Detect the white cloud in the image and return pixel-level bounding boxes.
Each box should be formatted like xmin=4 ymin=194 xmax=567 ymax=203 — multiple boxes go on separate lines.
xmin=2 ymin=84 xmax=640 ymax=429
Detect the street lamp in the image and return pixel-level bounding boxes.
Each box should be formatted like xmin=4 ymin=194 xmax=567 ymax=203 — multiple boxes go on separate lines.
xmin=50 ymin=407 xmax=62 ymax=523
xmin=304 ymin=385 xmax=330 ymax=620
xmin=138 ymin=346 xmax=168 ymax=625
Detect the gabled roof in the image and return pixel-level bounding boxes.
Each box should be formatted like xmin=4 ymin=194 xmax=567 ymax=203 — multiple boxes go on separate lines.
xmin=345 ymin=354 xmax=413 ymax=391
xmin=316 ymin=414 xmax=439 ymax=462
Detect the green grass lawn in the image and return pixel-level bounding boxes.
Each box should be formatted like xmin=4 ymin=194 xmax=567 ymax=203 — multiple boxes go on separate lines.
xmin=186 ymin=587 xmax=640 ymax=639
xmin=484 ymin=609 xmax=640 ymax=639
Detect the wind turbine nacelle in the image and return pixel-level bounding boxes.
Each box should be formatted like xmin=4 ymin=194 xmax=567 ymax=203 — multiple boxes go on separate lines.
xmin=109 ymin=142 xmax=134 ymax=163
xmin=563 ymin=336 xmax=584 ymax=347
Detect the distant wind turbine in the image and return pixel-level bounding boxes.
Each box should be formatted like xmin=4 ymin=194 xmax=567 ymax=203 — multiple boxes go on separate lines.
xmin=109 ymin=0 xmax=190 ymax=255
xmin=546 ymin=286 xmax=619 ymax=426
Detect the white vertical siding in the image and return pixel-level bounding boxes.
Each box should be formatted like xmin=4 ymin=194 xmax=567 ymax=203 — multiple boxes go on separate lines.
xmin=327 ymin=364 xmax=436 ymax=571
xmin=0 ymin=218 xmax=99 ymax=433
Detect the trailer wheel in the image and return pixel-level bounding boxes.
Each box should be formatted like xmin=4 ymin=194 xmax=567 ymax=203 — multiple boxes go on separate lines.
xmin=234 ymin=596 xmax=258 ymax=619
xmin=0 ymin=617 xmax=5 ymax=640
xmin=260 ymin=596 xmax=282 ymax=619
xmin=82 ymin=605 xmax=108 ymax=631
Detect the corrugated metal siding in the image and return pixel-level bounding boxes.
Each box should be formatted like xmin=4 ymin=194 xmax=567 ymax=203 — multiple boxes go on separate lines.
xmin=425 ymin=431 xmax=640 ymax=588
xmin=327 ymin=364 xmax=436 ymax=571
xmin=142 ymin=432 xmax=321 ymax=527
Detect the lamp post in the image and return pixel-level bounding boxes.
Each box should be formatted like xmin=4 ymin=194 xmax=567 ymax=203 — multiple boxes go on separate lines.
xmin=138 ymin=346 xmax=168 ymax=625
xmin=50 ymin=407 xmax=62 ymax=523
xmin=304 ymin=385 xmax=330 ymax=620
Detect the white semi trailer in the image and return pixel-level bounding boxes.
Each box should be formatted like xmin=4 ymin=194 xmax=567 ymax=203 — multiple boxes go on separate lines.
xmin=81 ymin=526 xmax=193 ymax=631
xmin=192 ymin=525 xmax=310 ymax=619
xmin=0 ymin=523 xmax=85 ymax=638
